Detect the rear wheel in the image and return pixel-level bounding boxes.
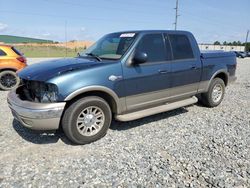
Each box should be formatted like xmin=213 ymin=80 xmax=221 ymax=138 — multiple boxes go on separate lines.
xmin=201 ymin=78 xmax=225 ymax=107
xmin=0 ymin=70 xmax=20 ymax=91
xmin=62 ymin=96 xmax=112 ymax=144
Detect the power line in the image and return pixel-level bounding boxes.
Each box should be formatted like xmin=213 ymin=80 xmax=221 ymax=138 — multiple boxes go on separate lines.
xmin=181 ymin=10 xmax=244 ymax=29
xmin=0 ymin=10 xmax=160 ymax=25
xmin=41 ymin=0 xmax=167 ymax=15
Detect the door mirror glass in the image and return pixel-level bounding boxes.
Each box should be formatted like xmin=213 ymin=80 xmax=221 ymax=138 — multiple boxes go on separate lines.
xmin=133 ymin=52 xmax=148 ymax=64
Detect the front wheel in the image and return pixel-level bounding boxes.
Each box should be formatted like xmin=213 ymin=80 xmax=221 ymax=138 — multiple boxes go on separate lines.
xmin=0 ymin=70 xmax=20 ymax=91
xmin=201 ymin=78 xmax=225 ymax=107
xmin=62 ymin=96 xmax=112 ymax=144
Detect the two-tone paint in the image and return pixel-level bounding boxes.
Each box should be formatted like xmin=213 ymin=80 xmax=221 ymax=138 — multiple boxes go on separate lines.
xmin=10 ymin=30 xmax=237 ymax=130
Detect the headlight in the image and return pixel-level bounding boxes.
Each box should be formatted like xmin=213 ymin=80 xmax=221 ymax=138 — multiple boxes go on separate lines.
xmin=23 ymin=80 xmax=59 ymax=103
xmin=40 ymin=84 xmax=58 ymax=103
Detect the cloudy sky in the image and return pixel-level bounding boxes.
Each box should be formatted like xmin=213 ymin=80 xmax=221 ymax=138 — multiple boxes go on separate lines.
xmin=0 ymin=0 xmax=249 ymax=43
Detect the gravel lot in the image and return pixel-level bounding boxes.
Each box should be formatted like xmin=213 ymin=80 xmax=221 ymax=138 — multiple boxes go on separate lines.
xmin=0 ymin=58 xmax=249 ymax=187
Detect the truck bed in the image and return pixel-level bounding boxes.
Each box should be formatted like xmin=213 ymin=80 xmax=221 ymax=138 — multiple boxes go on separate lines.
xmin=201 ymin=50 xmax=236 ymax=59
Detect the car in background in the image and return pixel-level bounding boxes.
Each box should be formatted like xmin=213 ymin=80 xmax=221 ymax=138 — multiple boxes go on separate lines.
xmin=0 ymin=45 xmax=27 ymax=90
xmin=233 ymin=51 xmax=247 ymax=58
xmin=246 ymin=51 xmax=250 ymax=57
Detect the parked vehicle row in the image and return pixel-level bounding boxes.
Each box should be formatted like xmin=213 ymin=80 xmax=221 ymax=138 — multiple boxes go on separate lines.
xmin=233 ymin=51 xmax=249 ymax=58
xmin=7 ymin=30 xmax=237 ymax=144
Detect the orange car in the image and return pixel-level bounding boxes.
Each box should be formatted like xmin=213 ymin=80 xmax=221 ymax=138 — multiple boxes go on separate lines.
xmin=0 ymin=45 xmax=27 ymax=90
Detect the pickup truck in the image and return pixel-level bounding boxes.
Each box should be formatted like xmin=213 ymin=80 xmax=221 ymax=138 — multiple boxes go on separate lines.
xmin=7 ymin=30 xmax=237 ymax=144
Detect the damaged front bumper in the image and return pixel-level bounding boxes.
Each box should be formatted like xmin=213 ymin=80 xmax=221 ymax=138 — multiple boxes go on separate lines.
xmin=7 ymin=89 xmax=66 ymax=130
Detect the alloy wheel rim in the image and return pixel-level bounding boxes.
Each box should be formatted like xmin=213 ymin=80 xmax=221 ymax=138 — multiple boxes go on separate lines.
xmin=212 ymin=84 xmax=223 ymax=103
xmin=0 ymin=73 xmax=17 ymax=88
xmin=76 ymin=106 xmax=105 ymax=137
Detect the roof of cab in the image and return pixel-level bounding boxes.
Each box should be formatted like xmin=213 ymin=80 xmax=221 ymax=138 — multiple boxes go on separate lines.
xmin=111 ymin=30 xmax=192 ymax=35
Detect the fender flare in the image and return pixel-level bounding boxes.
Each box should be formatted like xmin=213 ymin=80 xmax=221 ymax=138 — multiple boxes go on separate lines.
xmin=0 ymin=67 xmax=18 ymax=72
xmin=64 ymin=85 xmax=120 ymax=102
xmin=206 ymin=69 xmax=229 ymax=90
xmin=64 ymin=85 xmax=125 ymax=113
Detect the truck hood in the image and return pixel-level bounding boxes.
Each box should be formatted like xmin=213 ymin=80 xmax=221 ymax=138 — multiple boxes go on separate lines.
xmin=18 ymin=57 xmax=109 ymax=81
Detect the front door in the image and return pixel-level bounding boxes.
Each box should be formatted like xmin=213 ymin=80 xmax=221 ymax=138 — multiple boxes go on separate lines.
xmin=122 ymin=33 xmax=172 ymax=111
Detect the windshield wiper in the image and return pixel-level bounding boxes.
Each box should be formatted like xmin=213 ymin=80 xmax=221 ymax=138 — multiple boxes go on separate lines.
xmin=85 ymin=53 xmax=102 ymax=61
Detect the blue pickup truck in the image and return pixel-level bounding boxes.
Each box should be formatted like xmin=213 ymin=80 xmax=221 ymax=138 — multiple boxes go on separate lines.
xmin=8 ymin=30 xmax=237 ymax=144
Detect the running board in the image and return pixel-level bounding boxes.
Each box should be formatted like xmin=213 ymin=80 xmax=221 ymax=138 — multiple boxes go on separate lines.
xmin=115 ymin=96 xmax=198 ymax=122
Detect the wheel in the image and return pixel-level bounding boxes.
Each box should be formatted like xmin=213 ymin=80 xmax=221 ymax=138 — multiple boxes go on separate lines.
xmin=62 ymin=96 xmax=112 ymax=144
xmin=201 ymin=78 xmax=225 ymax=107
xmin=0 ymin=70 xmax=20 ymax=91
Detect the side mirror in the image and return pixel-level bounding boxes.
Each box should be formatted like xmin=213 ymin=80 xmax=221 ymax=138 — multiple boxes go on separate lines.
xmin=133 ymin=52 xmax=147 ymax=64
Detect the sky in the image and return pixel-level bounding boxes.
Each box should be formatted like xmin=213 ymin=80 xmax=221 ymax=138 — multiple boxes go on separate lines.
xmin=0 ymin=0 xmax=249 ymax=43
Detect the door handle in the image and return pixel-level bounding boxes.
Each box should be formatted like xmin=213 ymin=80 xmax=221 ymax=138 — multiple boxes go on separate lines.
xmin=190 ymin=65 xmax=197 ymax=69
xmin=158 ymin=70 xmax=168 ymax=74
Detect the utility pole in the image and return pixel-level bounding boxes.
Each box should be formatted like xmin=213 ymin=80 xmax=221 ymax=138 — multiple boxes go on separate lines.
xmin=65 ymin=20 xmax=68 ymax=57
xmin=47 ymin=39 xmax=49 ymax=57
xmin=244 ymin=30 xmax=249 ymax=52
xmin=174 ymin=0 xmax=179 ymax=30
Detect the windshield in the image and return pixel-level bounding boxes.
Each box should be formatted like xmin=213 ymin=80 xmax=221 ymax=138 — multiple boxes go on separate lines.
xmin=80 ymin=32 xmax=137 ymax=60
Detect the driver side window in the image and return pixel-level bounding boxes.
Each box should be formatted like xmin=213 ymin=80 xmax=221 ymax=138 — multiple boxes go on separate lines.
xmin=135 ymin=34 xmax=167 ymax=63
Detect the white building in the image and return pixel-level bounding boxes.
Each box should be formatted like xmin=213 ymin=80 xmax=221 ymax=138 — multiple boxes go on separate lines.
xmin=199 ymin=44 xmax=245 ymax=51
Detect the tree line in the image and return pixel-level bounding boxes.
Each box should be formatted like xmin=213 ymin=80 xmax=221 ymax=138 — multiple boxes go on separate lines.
xmin=213 ymin=41 xmax=245 ymax=45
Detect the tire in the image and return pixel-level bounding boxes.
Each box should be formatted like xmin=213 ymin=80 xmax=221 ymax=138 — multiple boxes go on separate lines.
xmin=0 ymin=70 xmax=20 ymax=91
xmin=62 ymin=96 xmax=112 ymax=145
xmin=201 ymin=78 xmax=225 ymax=107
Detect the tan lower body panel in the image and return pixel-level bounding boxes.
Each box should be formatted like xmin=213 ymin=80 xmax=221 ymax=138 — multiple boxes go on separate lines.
xmin=125 ymin=81 xmax=208 ymax=111
xmin=115 ymin=96 xmax=198 ymax=121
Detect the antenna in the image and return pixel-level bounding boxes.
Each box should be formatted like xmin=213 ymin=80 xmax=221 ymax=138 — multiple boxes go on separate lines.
xmin=173 ymin=0 xmax=179 ymax=30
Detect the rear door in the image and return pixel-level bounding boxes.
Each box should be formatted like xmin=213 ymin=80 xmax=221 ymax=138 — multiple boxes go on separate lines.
xmin=0 ymin=48 xmax=9 ymax=67
xmin=166 ymin=33 xmax=202 ymax=99
xmin=122 ymin=33 xmax=172 ymax=111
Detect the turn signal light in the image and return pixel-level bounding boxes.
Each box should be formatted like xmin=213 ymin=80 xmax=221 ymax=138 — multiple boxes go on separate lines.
xmin=17 ymin=57 xmax=27 ymax=63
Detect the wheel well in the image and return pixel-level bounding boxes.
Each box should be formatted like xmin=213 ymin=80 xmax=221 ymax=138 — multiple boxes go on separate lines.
xmin=214 ymin=72 xmax=228 ymax=86
xmin=66 ymin=91 xmax=118 ymax=113
xmin=0 ymin=68 xmax=17 ymax=73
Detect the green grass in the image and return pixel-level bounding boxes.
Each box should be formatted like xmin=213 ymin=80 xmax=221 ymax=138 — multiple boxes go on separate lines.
xmin=0 ymin=35 xmax=54 ymax=43
xmin=16 ymin=46 xmax=84 ymax=57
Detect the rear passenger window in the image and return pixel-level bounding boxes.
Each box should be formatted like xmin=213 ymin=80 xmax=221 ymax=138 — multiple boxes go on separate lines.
xmin=135 ymin=34 xmax=168 ymax=62
xmin=169 ymin=34 xmax=194 ymax=60
xmin=11 ymin=47 xmax=22 ymax=56
xmin=0 ymin=49 xmax=6 ymax=56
